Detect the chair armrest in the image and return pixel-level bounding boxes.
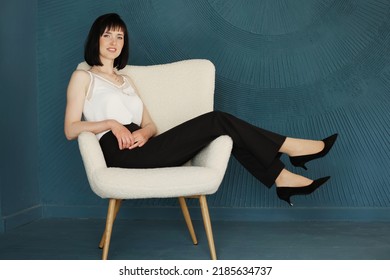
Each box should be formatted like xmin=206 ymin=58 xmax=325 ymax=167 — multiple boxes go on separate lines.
xmin=78 ymin=132 xmax=107 ymax=173
xmin=191 ymin=135 xmax=233 ymax=172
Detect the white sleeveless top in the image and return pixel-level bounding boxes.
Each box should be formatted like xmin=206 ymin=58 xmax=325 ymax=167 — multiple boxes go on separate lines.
xmin=82 ymin=71 xmax=144 ymax=139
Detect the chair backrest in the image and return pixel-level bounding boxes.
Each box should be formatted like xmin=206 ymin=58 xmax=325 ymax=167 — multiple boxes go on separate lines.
xmin=77 ymin=59 xmax=216 ymax=134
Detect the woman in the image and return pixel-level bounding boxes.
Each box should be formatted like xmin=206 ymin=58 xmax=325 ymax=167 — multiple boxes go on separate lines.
xmin=64 ymin=13 xmax=337 ymax=206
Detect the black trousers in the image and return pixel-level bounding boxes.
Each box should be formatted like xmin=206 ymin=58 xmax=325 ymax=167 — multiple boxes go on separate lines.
xmin=99 ymin=111 xmax=286 ymax=187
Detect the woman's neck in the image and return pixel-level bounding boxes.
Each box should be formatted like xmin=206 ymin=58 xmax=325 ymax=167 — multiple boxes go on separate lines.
xmin=90 ymin=63 xmax=123 ymax=85
xmin=93 ymin=58 xmax=116 ymax=74
xmin=92 ymin=65 xmax=116 ymax=75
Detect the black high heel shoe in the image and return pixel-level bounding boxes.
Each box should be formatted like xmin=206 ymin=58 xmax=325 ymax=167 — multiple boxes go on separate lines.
xmin=289 ymin=134 xmax=338 ymax=170
xmin=276 ymin=176 xmax=330 ymax=206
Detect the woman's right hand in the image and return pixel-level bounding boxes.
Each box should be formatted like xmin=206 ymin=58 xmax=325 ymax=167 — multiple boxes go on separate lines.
xmin=110 ymin=120 xmax=135 ymax=150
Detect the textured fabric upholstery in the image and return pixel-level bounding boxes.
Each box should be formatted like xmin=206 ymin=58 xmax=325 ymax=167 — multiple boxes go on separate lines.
xmin=77 ymin=59 xmax=233 ymax=199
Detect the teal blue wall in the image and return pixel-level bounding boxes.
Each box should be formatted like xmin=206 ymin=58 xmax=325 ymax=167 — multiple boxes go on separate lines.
xmin=35 ymin=0 xmax=390 ymax=220
xmin=0 ymin=0 xmax=41 ymax=232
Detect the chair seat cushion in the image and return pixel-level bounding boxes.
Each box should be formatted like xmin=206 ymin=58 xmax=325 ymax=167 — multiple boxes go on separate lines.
xmin=92 ymin=166 xmax=222 ymax=199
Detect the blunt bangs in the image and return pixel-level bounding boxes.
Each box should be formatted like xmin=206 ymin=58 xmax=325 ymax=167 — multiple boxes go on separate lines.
xmin=98 ymin=17 xmax=127 ymax=36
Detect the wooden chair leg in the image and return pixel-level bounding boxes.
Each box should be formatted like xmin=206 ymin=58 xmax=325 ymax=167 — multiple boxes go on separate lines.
xmin=99 ymin=199 xmax=122 ymax=249
xmin=178 ymin=197 xmax=198 ymax=245
xmin=102 ymin=198 xmax=117 ymax=260
xmin=199 ymin=195 xmax=217 ymax=260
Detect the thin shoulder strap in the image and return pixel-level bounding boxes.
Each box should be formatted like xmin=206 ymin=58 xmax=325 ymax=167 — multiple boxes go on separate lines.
xmin=122 ymin=74 xmax=139 ymax=94
xmin=81 ymin=70 xmax=94 ymax=100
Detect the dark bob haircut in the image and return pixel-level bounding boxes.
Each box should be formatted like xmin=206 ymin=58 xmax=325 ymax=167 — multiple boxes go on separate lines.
xmin=84 ymin=13 xmax=129 ymax=70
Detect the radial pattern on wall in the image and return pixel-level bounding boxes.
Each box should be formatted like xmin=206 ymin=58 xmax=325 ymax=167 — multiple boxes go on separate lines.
xmin=38 ymin=0 xmax=390 ymax=209
xmin=117 ymin=0 xmax=390 ymax=207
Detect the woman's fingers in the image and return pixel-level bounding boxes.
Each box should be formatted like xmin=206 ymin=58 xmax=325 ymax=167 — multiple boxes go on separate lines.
xmin=113 ymin=125 xmax=150 ymax=150
xmin=128 ymin=131 xmax=147 ymax=149
xmin=112 ymin=122 xmax=130 ymax=149
xmin=122 ymin=133 xmax=135 ymax=149
xmin=129 ymin=139 xmax=141 ymax=149
xmin=128 ymin=135 xmax=139 ymax=149
xmin=114 ymin=129 xmax=134 ymax=150
xmin=117 ymin=137 xmax=123 ymax=150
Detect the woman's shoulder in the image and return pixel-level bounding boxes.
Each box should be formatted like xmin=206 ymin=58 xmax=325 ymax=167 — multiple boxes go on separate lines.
xmin=69 ymin=69 xmax=92 ymax=86
xmin=72 ymin=69 xmax=92 ymax=79
xmin=67 ymin=69 xmax=94 ymax=98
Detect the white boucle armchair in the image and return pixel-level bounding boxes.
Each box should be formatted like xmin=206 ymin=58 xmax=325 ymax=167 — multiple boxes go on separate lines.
xmin=77 ymin=59 xmax=233 ymax=260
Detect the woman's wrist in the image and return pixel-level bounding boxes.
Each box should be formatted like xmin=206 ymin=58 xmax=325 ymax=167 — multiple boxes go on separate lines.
xmin=142 ymin=124 xmax=156 ymax=139
xmin=106 ymin=119 xmax=118 ymax=130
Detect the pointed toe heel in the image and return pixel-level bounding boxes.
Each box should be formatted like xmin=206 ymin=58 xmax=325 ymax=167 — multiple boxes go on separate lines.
xmin=289 ymin=134 xmax=338 ymax=170
xmin=276 ymin=176 xmax=330 ymax=206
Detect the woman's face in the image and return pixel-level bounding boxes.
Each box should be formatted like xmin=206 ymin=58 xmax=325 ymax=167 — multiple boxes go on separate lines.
xmin=99 ymin=27 xmax=125 ymax=62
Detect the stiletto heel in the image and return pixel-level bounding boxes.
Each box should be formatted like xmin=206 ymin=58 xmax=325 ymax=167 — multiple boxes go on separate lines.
xmin=289 ymin=134 xmax=338 ymax=170
xmin=276 ymin=176 xmax=330 ymax=206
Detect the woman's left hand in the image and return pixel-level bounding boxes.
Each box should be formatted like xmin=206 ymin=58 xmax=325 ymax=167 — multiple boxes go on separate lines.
xmin=128 ymin=129 xmax=150 ymax=149
xmin=128 ymin=105 xmax=157 ymax=149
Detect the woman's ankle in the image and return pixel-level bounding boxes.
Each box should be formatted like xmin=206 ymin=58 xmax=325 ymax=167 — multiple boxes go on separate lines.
xmin=275 ymin=169 xmax=313 ymax=188
xmin=279 ymin=137 xmax=324 ymax=157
